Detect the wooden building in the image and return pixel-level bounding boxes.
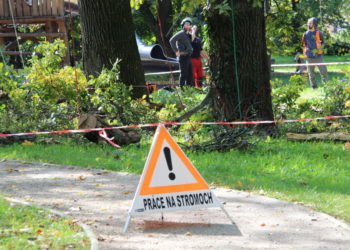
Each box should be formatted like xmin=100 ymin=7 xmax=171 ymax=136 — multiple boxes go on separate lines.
xmin=0 ymin=0 xmax=69 ymax=63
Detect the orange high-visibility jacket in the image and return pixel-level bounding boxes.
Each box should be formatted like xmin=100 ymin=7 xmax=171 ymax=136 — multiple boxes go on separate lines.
xmin=302 ymin=29 xmax=323 ymax=57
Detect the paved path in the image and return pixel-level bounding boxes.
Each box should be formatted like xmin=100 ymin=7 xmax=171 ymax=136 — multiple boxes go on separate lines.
xmin=0 ymin=159 xmax=349 ymax=250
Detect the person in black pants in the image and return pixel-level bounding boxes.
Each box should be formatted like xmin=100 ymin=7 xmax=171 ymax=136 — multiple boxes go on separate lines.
xmin=170 ymin=17 xmax=194 ymax=87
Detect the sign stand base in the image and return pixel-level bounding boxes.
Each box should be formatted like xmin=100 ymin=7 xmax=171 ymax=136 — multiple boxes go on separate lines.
xmin=122 ymin=207 xmax=235 ymax=233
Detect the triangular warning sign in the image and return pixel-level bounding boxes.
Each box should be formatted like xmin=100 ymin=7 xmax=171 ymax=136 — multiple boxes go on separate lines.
xmin=127 ymin=126 xmax=222 ymax=217
xmin=122 ymin=126 xmax=233 ymax=233
xmin=139 ymin=125 xmax=209 ymax=195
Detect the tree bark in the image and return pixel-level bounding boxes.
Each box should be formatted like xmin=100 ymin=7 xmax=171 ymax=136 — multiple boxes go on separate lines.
xmin=205 ymin=0 xmax=274 ymax=123
xmin=79 ymin=0 xmax=146 ymax=98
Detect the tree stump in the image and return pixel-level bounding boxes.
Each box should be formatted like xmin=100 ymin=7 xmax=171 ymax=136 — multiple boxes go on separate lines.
xmin=78 ymin=114 xmax=141 ymax=146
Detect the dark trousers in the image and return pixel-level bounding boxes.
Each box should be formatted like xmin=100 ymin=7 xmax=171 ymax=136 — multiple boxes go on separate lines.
xmin=179 ymin=55 xmax=193 ymax=87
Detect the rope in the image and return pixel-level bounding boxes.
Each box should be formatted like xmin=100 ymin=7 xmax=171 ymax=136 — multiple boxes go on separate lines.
xmin=165 ymin=11 xmax=183 ymax=37
xmin=155 ymin=2 xmax=184 ymax=106
xmin=68 ymin=0 xmax=81 ymax=115
xmin=7 ymin=0 xmax=25 ymax=67
xmin=230 ymin=0 xmax=243 ymax=120
xmin=319 ymin=0 xmax=323 ymax=26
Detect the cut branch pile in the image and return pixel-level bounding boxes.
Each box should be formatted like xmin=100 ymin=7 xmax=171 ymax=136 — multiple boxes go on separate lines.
xmin=181 ymin=128 xmax=253 ymax=152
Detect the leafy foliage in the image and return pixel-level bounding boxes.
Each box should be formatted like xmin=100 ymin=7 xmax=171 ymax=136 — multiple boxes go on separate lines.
xmin=86 ymin=61 xmax=158 ymax=125
xmin=272 ymin=66 xmax=350 ymax=133
xmin=271 ymin=75 xmax=305 ymax=118
xmin=265 ymin=0 xmax=349 ymax=56
xmin=322 ymin=72 xmax=350 ymax=115
xmin=0 ymin=40 xmax=86 ymax=132
xmin=0 ymin=40 xmax=157 ymax=132
xmin=150 ymin=87 xmax=210 ymax=123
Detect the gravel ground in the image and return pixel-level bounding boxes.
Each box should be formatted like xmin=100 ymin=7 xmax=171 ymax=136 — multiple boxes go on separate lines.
xmin=0 ymin=159 xmax=349 ymax=250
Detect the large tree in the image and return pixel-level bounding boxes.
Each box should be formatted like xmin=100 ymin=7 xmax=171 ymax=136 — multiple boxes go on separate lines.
xmin=204 ymin=0 xmax=274 ymax=123
xmin=79 ymin=0 xmax=146 ymax=98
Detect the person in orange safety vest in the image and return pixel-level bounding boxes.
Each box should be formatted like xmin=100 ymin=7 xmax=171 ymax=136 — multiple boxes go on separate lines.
xmin=302 ymin=17 xmax=328 ymax=88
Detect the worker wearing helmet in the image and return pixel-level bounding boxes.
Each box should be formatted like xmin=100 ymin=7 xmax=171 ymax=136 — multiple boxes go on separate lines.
xmin=170 ymin=17 xmax=194 ymax=87
xmin=302 ymin=17 xmax=328 ymax=88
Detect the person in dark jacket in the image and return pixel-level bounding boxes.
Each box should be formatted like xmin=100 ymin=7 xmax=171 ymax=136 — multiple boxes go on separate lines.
xmin=302 ymin=17 xmax=328 ymax=88
xmin=170 ymin=17 xmax=194 ymax=87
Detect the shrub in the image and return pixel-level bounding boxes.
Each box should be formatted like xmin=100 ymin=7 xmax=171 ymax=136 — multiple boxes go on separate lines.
xmin=322 ymin=77 xmax=350 ymax=115
xmin=0 ymin=40 xmax=87 ymax=132
xmin=271 ymin=75 xmax=306 ymax=118
xmin=87 ymin=60 xmax=158 ymax=125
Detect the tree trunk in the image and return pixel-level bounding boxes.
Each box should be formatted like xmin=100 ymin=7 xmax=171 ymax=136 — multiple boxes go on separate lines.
xmin=139 ymin=0 xmax=175 ymax=57
xmin=205 ymin=0 xmax=274 ymax=123
xmin=79 ymin=0 xmax=146 ymax=98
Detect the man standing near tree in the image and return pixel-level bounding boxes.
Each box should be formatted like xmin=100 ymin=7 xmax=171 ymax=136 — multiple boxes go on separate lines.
xmin=302 ymin=17 xmax=328 ymax=89
xmin=170 ymin=18 xmax=193 ymax=87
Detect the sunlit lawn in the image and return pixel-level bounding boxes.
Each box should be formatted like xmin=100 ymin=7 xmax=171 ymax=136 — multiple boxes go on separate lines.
xmin=0 ymin=196 xmax=89 ymax=249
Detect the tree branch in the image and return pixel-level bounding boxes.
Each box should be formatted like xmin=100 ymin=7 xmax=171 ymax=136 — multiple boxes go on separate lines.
xmin=172 ymin=87 xmax=214 ymax=122
xmin=139 ymin=1 xmax=161 ymax=41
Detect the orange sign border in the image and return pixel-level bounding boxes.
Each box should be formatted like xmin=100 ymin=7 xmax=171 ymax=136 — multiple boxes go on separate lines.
xmin=139 ymin=126 xmax=209 ymax=195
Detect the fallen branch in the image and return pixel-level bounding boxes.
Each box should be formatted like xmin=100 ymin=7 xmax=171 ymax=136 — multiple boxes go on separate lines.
xmin=180 ymin=128 xmax=253 ymax=152
xmin=286 ymin=132 xmax=350 ymax=141
xmin=78 ymin=114 xmax=141 ymax=145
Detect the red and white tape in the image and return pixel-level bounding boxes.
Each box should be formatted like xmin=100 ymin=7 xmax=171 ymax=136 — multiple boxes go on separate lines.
xmin=1 ymin=115 xmax=349 ymax=139
xmin=98 ymin=130 xmax=121 ymax=148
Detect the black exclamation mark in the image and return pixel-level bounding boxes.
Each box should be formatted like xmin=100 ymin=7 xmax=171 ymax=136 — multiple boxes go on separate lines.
xmin=163 ymin=147 xmax=176 ymax=180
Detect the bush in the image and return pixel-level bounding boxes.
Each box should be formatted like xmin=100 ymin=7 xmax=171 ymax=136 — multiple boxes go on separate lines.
xmin=0 ymin=40 xmax=87 ymax=132
xmin=86 ymin=60 xmax=158 ymax=125
xmin=271 ymin=75 xmax=306 ymax=119
xmin=150 ymin=86 xmax=210 ymax=122
xmin=326 ymin=41 xmax=350 ymax=56
xmin=322 ymin=78 xmax=350 ymax=115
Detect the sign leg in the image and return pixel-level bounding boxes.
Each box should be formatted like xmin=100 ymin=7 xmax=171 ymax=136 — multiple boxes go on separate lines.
xmin=122 ymin=214 xmax=132 ymax=233
xmin=221 ymin=207 xmax=235 ymax=225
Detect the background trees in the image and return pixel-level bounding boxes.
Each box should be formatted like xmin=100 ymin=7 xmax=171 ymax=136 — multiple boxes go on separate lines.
xmin=266 ymin=0 xmax=349 ymax=56
xmin=133 ymin=0 xmax=175 ymax=57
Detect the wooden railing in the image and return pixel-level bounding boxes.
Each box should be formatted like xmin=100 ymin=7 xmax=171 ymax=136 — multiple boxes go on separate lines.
xmin=0 ymin=0 xmax=64 ymax=18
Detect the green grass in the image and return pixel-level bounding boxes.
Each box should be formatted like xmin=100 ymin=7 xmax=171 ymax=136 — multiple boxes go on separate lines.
xmin=272 ymin=55 xmax=349 ymax=86
xmin=0 ymin=196 xmax=89 ymax=249
xmin=0 ymin=137 xmax=349 ymax=223
xmin=273 ymin=55 xmax=350 ymax=72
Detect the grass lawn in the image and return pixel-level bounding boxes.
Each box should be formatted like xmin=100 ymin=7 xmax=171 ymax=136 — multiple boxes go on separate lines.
xmin=272 ymin=55 xmax=349 ymax=86
xmin=0 ymin=136 xmax=349 ymax=223
xmin=0 ymin=196 xmax=89 ymax=249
